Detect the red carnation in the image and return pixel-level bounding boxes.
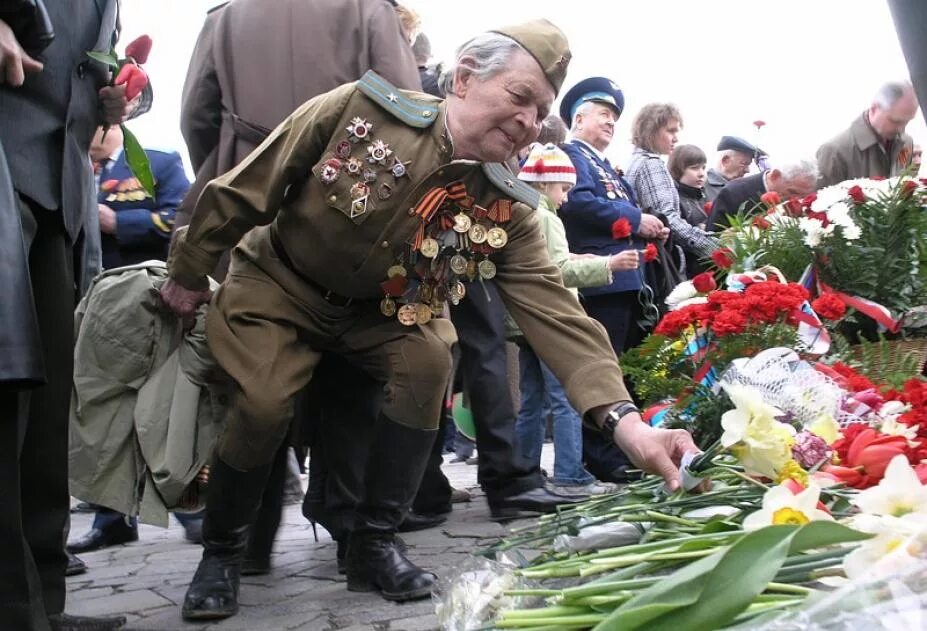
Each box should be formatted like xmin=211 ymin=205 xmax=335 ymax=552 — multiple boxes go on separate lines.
xmin=784 ymin=197 xmax=802 ymax=217
xmin=806 ymin=210 xmax=830 ymax=228
xmin=711 ymin=310 xmax=747 ymax=336
xmin=752 ymin=215 xmax=771 ymax=229
xmin=611 ymin=217 xmax=632 ymax=240
xmin=902 ymin=179 xmax=918 ymax=197
xmin=812 ymin=293 xmax=846 ymax=320
xmin=801 ymin=193 xmax=817 ymax=208
xmin=643 ymin=243 xmax=658 ymax=262
xmin=125 ymin=34 xmax=153 ymax=64
xmin=847 ymin=185 xmax=865 ymax=204
xmin=760 ymin=191 xmax=781 ymax=207
xmin=711 ymin=247 xmax=734 ymax=270
xmin=703 ymin=200 xmax=713 ymax=214
xmin=692 ymin=272 xmax=716 ymax=293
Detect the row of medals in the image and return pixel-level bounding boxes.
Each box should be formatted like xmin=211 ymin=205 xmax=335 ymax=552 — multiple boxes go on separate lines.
xmin=381 ymin=210 xmax=509 ymax=326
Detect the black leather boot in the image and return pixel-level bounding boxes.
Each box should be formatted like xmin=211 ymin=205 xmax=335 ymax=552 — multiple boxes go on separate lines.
xmin=346 ymin=418 xmax=437 ymax=601
xmin=181 ymin=457 xmax=272 ymax=621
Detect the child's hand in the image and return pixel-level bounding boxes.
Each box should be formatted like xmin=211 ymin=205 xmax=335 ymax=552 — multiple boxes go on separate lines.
xmin=608 ymin=249 xmax=640 ymax=272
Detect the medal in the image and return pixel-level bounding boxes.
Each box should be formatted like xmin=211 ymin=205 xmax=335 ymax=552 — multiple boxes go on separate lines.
xmin=335 ymin=140 xmax=352 ymax=159
xmin=415 ymin=303 xmax=433 ymax=325
xmin=377 ymin=183 xmax=393 ymax=200
xmin=363 ymin=168 xmax=378 ymax=183
xmin=367 ymin=139 xmax=393 ymax=164
xmin=318 ymin=158 xmax=341 ymax=185
xmin=379 ymin=297 xmax=397 ymax=317
xmin=397 ymin=303 xmax=417 ymax=326
xmin=387 ymin=264 xmax=406 ymax=278
xmin=468 ymin=223 xmax=488 ymax=243
xmin=486 ymin=226 xmax=508 ymax=248
xmin=449 ymin=281 xmax=466 ymax=303
xmin=449 ymin=254 xmax=468 ymax=275
xmin=346 ymin=117 xmax=372 ymax=143
xmin=453 ymin=213 xmax=472 ymax=233
xmin=478 ymin=259 xmax=497 ymax=279
xmin=419 ymin=283 xmax=434 ymax=302
xmin=420 ymin=237 xmax=440 ymax=258
xmin=345 ymin=157 xmax=363 ymax=175
xmin=390 ymin=157 xmax=411 ymax=179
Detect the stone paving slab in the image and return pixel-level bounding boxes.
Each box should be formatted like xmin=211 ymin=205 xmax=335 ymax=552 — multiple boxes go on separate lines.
xmin=67 ymin=448 xmax=555 ymax=630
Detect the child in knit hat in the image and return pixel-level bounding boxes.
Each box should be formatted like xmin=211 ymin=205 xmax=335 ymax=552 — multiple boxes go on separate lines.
xmin=508 ymin=143 xmax=638 ymax=495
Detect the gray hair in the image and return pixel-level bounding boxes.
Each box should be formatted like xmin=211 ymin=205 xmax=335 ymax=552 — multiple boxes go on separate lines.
xmin=438 ymin=32 xmax=523 ymax=97
xmin=873 ymin=81 xmax=915 ymax=110
xmin=774 ymin=156 xmax=819 ymax=182
xmin=570 ymin=100 xmax=598 ymax=130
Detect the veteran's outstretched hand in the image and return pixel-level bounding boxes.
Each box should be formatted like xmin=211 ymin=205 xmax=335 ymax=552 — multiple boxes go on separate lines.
xmin=612 ymin=414 xmax=699 ymax=492
xmin=160 ymin=277 xmax=212 ymax=321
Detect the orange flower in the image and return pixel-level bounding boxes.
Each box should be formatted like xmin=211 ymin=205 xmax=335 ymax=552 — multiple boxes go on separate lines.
xmin=760 ymin=191 xmax=781 ymax=207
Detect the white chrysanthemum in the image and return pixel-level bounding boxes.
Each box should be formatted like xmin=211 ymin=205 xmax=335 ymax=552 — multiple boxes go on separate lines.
xmin=841 ymin=222 xmax=861 ymax=241
xmin=798 ymin=217 xmax=825 ymax=247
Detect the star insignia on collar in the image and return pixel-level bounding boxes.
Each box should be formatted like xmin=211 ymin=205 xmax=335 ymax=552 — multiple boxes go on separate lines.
xmin=504 ymin=178 xmax=515 ymax=188
xmin=387 ymin=92 xmax=399 ymax=103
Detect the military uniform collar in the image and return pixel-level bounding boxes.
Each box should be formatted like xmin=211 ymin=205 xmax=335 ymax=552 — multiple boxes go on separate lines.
xmin=572 ymin=139 xmax=608 ymax=162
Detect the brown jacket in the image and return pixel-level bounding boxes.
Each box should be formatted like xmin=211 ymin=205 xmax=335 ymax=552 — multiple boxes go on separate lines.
xmin=816 ymin=114 xmax=914 ymax=187
xmin=169 ymin=75 xmax=632 ymax=416
xmin=177 ymin=0 xmax=421 ymax=275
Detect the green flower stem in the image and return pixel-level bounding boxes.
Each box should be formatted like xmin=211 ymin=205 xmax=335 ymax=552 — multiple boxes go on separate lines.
xmin=568 ymin=594 xmax=632 ymax=607
xmin=581 ymin=549 xmax=716 ymax=576
xmin=504 ymin=589 xmax=562 ymax=597
xmin=765 ymin=582 xmax=814 ymax=595
xmin=559 ymin=577 xmax=660 ymax=599
xmin=499 ymin=605 xmax=591 ymax=620
xmin=495 ymin=613 xmax=607 ymax=628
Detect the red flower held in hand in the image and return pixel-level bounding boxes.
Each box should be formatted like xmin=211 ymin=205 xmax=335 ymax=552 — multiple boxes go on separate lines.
xmin=611 ymin=217 xmax=632 ymax=240
xmin=643 ymin=243 xmax=658 ymax=262
xmin=114 ymin=63 xmax=149 ymax=101
xmin=125 ymin=34 xmax=153 ymax=64
xmin=847 ymin=185 xmax=865 ymax=204
xmin=692 ymin=272 xmax=716 ymax=293
xmin=703 ymin=200 xmax=713 ymax=213
xmin=811 ymin=293 xmax=846 ymax=320
xmin=711 ymin=247 xmax=734 ymax=269
xmin=760 ymin=191 xmax=781 ymax=207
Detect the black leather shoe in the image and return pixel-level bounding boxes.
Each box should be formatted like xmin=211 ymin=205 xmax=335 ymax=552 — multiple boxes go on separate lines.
xmin=241 ymin=555 xmax=271 ymax=576
xmin=66 ymin=552 xmax=87 ymax=577
xmin=345 ymin=533 xmax=435 ymax=601
xmin=488 ymin=486 xmax=588 ymax=521
xmin=182 ymin=556 xmax=240 ymax=620
xmin=397 ymin=511 xmax=447 ymax=533
xmin=67 ymin=522 xmax=138 ymax=554
xmin=48 ymin=613 xmax=126 ymax=630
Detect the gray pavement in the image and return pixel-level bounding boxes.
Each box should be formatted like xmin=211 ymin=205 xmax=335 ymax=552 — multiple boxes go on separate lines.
xmin=66 ymin=448 xmax=555 ymax=630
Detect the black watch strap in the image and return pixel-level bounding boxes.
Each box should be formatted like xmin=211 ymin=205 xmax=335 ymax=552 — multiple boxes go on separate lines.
xmin=601 ymin=402 xmax=641 ymax=439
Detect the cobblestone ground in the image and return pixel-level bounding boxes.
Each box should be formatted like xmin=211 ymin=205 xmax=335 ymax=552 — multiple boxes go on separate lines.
xmin=66 ymin=448 xmax=555 ymax=630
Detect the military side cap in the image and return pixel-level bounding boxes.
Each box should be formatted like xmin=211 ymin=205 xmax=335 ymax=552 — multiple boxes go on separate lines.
xmin=558 ymin=77 xmax=624 ymax=126
xmin=491 ymin=19 xmax=571 ymax=93
xmin=717 ymin=135 xmax=765 ymax=157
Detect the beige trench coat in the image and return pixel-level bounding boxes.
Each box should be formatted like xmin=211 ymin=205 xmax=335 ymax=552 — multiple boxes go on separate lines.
xmin=816 ymin=114 xmax=914 ymax=187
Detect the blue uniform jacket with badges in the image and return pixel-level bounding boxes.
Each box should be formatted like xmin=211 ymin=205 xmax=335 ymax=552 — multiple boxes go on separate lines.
xmin=99 ymin=148 xmax=190 ymax=269
xmin=558 ymin=140 xmax=644 ymax=295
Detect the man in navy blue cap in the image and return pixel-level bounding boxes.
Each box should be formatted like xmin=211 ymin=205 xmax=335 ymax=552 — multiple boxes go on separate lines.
xmin=557 ymin=77 xmax=669 ymax=484
xmin=705 ymin=136 xmax=764 ymax=202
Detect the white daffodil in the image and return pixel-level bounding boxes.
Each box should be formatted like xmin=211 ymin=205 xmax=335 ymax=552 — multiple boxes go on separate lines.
xmin=879 ymin=416 xmax=920 ymax=443
xmin=842 ymin=517 xmax=927 ymax=580
xmin=720 ymin=383 xmax=795 ymax=478
xmin=743 ymin=483 xmax=833 ymax=530
xmin=852 ymin=454 xmax=927 ymax=519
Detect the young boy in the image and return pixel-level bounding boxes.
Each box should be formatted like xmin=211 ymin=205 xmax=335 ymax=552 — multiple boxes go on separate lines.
xmin=509 ymin=143 xmax=638 ymax=495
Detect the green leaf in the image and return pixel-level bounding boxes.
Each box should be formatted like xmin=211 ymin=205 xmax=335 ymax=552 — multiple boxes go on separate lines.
xmin=593 ymin=522 xmax=868 ymax=631
xmin=86 ymin=50 xmax=120 ymax=68
xmin=120 ymin=126 xmax=156 ymax=198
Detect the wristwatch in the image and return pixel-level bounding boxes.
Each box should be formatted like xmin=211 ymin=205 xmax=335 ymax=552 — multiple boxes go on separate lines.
xmin=601 ymin=402 xmax=641 ymax=440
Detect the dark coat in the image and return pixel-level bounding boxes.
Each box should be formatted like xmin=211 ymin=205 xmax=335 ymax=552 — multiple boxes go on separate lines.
xmin=558 ymin=140 xmax=645 ymax=295
xmin=708 ymin=171 xmax=767 ymax=230
xmin=99 ymin=148 xmax=190 ymax=269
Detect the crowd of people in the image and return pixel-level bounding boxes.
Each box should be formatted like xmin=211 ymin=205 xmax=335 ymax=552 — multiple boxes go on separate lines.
xmin=0 ymin=1 xmax=922 ymax=629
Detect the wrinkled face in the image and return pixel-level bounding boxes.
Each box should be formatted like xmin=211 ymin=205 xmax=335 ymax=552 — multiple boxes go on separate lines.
xmin=654 ymin=119 xmax=681 ymax=155
xmin=721 ymin=151 xmax=753 ymax=179
xmin=448 ymin=49 xmax=555 ymax=162
xmin=680 ymin=163 xmax=707 ymax=188
xmin=573 ymin=103 xmax=619 ymax=152
xmin=869 ymin=92 xmax=918 ymax=141
xmin=768 ymin=170 xmax=816 ymax=199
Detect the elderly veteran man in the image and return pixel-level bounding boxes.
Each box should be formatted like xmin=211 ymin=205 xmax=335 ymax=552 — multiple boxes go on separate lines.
xmin=705 ymin=135 xmax=764 ymax=202
xmin=817 ymin=81 xmax=919 ymax=187
xmin=161 ymin=19 xmax=698 ymax=619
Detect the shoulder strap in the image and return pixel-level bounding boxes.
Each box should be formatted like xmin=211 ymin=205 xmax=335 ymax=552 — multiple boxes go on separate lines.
xmin=357 ymin=70 xmax=439 ymax=129
xmin=482 ymin=162 xmax=540 ymax=208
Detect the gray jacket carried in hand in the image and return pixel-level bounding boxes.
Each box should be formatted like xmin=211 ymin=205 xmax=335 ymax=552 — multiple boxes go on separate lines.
xmin=69 ymin=262 xmax=228 ymax=526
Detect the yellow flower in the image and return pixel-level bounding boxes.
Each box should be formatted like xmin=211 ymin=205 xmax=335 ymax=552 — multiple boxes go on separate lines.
xmin=743 ymin=483 xmax=833 ymax=530
xmin=776 ymin=460 xmax=809 ymax=486
xmin=807 ymin=414 xmax=840 ymax=445
xmin=721 ymin=383 xmax=796 ymax=479
xmin=772 ymin=507 xmax=810 ymax=526
xmin=670 ymin=340 xmax=685 ymax=353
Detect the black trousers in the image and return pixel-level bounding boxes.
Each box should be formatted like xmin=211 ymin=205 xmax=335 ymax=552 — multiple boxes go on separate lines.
xmin=450 ymin=281 xmax=543 ymax=498
xmin=0 ymin=201 xmax=73 ymax=630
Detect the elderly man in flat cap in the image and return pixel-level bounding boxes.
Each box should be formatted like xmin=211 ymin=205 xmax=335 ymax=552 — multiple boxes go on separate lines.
xmin=704 ymin=135 xmax=764 ymax=202
xmin=161 ymin=19 xmax=698 ymax=619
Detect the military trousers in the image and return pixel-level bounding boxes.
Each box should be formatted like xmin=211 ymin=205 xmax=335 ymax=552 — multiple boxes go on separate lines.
xmin=207 ymin=231 xmax=456 ymax=470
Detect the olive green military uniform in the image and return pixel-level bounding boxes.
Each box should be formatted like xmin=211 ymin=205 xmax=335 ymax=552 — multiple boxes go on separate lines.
xmin=170 ymin=40 xmax=631 ymax=474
